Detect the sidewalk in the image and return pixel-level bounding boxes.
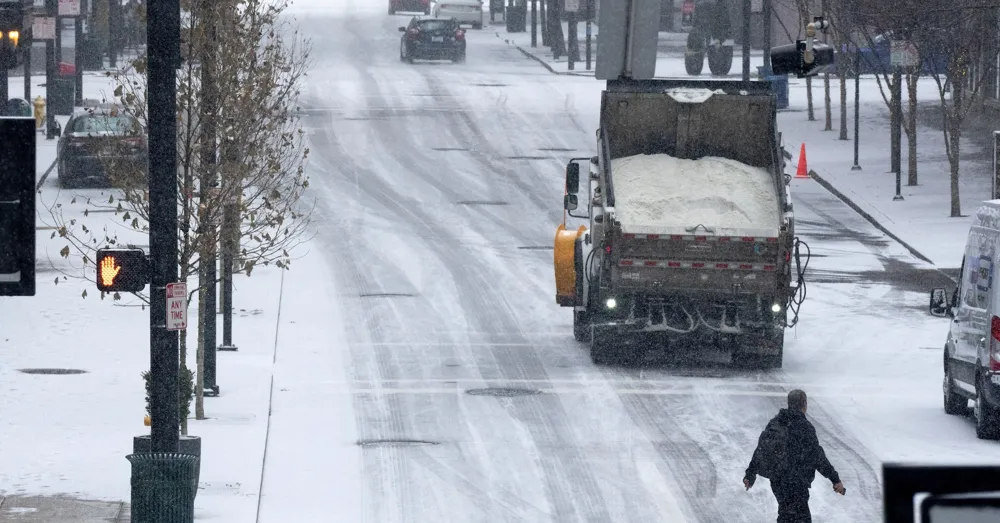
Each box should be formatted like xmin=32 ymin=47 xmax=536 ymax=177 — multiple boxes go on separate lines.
xmin=503 ymin=28 xmax=977 ymax=270
xmin=2 ymin=70 xmax=283 ymax=521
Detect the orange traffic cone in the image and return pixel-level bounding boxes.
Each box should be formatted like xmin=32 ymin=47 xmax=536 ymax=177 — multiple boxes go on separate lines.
xmin=796 ymin=144 xmax=809 ymax=178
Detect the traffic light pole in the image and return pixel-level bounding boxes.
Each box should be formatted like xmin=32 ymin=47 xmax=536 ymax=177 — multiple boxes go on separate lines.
xmin=1 ymin=62 xmax=8 ymax=104
xmin=45 ymin=0 xmax=56 ymax=139
xmin=147 ymin=0 xmax=181 ymax=454
xmin=23 ymin=29 xmax=31 ymax=100
xmin=199 ymin=0 xmax=219 ymax=397
xmin=74 ymin=0 xmax=84 ymax=106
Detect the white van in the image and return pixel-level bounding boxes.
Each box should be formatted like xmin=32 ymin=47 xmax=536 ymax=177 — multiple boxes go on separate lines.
xmin=930 ymin=200 xmax=1000 ymax=439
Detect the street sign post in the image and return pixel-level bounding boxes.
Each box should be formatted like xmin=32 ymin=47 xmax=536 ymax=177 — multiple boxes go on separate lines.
xmin=166 ymin=282 xmax=187 ymax=331
xmin=993 ymin=131 xmax=1000 ymax=200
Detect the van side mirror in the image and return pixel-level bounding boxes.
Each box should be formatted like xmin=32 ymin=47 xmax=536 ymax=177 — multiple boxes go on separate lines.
xmin=930 ymin=288 xmax=949 ymax=317
xmin=566 ymin=162 xmax=580 ymax=194
xmin=564 ymin=194 xmax=578 ymax=211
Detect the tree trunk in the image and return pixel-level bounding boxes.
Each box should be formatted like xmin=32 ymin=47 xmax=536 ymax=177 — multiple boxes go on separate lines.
xmin=906 ymin=72 xmax=918 ymax=185
xmin=823 ymin=72 xmax=832 ymax=130
xmin=950 ymin=82 xmax=963 ymax=217
xmin=838 ymin=57 xmax=848 ymax=140
xmin=195 ymin=283 xmax=205 ymax=420
xmin=806 ymin=76 xmax=815 ymax=120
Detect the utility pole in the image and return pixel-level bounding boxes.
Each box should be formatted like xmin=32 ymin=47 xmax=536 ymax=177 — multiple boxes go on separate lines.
xmin=198 ymin=0 xmax=219 ymax=398
xmin=530 ymin=0 xmax=536 ymax=47
xmin=741 ymin=0 xmax=750 ymax=82
xmin=540 ymin=0 xmax=548 ymax=47
xmin=147 ymin=0 xmax=182 ymax=453
xmin=852 ymin=47 xmax=861 ymax=171
xmin=45 ymin=0 xmax=56 ymax=138
xmin=218 ymin=130 xmax=239 ymax=354
xmin=761 ymin=0 xmax=770 ymax=73
xmin=74 ymin=0 xmax=84 ymax=106
xmin=23 ymin=27 xmax=31 ymax=100
xmin=0 ymin=46 xmax=7 ymax=106
xmin=567 ymin=5 xmax=577 ymax=70
xmin=585 ymin=0 xmax=591 ymax=70
xmin=891 ymin=66 xmax=903 ymax=200
xmin=108 ymin=0 xmax=119 ymax=69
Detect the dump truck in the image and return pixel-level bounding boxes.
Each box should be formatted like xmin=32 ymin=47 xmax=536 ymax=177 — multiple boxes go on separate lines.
xmin=553 ymin=78 xmax=808 ymax=367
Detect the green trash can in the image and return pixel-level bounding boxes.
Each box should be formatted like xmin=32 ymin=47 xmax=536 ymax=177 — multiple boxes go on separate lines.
xmin=6 ymin=98 xmax=31 ymax=117
xmin=126 ymin=453 xmax=199 ymax=523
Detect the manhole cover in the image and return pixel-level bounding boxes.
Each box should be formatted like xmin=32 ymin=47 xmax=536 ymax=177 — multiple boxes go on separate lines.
xmin=507 ymin=155 xmax=549 ymax=160
xmin=432 ymin=147 xmax=468 ymax=152
xmin=466 ymin=387 xmax=542 ymax=397
xmin=18 ymin=368 xmax=88 ymax=375
xmin=457 ymin=200 xmax=508 ymax=206
xmin=357 ymin=439 xmax=438 ymax=448
xmin=517 ymin=246 xmax=553 ymax=250
xmin=359 ymin=292 xmax=414 ymax=298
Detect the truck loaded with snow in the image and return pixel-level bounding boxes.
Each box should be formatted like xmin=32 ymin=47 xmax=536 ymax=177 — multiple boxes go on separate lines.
xmin=553 ymin=78 xmax=808 ymax=367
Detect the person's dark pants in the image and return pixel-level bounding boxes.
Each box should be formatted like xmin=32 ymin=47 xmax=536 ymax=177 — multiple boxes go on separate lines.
xmin=770 ymin=479 xmax=811 ymax=523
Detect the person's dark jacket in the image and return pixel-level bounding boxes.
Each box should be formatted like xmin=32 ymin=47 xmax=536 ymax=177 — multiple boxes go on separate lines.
xmin=744 ymin=408 xmax=841 ymax=488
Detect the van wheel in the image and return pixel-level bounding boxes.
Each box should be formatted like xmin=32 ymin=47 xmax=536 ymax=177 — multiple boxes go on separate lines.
xmin=943 ymin=360 xmax=967 ymax=415
xmin=975 ymin=375 xmax=1000 ymax=439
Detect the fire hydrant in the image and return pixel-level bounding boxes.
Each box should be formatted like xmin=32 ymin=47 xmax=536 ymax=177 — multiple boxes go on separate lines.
xmin=33 ymin=96 xmax=45 ymax=130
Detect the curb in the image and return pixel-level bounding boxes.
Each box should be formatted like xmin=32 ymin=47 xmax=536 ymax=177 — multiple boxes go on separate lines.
xmin=808 ymin=169 xmax=935 ymax=266
xmin=497 ymin=33 xmax=595 ymax=77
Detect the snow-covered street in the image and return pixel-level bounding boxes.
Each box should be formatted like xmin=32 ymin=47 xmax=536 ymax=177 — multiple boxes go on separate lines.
xmin=4 ymin=0 xmax=1000 ymax=521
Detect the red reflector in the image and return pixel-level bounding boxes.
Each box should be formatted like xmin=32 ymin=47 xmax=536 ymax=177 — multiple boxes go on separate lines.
xmin=668 ymin=262 xmax=681 ymax=267
xmin=739 ymin=264 xmax=753 ymax=269
xmin=623 ymin=234 xmax=635 ymax=239
xmin=785 ymin=251 xmax=791 ymax=262
xmin=605 ymin=245 xmax=611 ymax=253
xmin=766 ymin=237 xmax=778 ymax=243
xmin=718 ymin=237 xmax=731 ymax=242
xmin=620 ymin=259 xmax=633 ymax=266
xmin=670 ymin=235 xmax=684 ymax=240
xmin=741 ymin=237 xmax=755 ymax=242
xmin=715 ymin=263 xmax=729 ymax=269
xmin=992 ymin=316 xmax=1000 ymax=341
xmin=695 ymin=236 xmax=706 ymax=241
xmin=644 ymin=261 xmax=657 ymax=267
xmin=647 ymin=234 xmax=659 ymax=240
xmin=763 ymin=265 xmax=776 ymax=271
xmin=692 ymin=263 xmax=705 ymax=268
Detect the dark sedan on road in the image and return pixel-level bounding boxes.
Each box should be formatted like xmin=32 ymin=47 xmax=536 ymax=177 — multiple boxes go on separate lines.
xmin=56 ymin=109 xmax=148 ymax=189
xmin=388 ymin=0 xmax=429 ymax=14
xmin=399 ymin=16 xmax=466 ymax=63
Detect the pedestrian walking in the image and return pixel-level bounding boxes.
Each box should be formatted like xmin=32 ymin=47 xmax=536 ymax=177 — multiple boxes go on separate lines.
xmin=743 ymin=389 xmax=846 ymax=523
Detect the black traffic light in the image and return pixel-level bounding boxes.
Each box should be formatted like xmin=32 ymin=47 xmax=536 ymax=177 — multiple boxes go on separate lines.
xmin=0 ymin=117 xmax=35 ymax=297
xmin=770 ymin=40 xmax=836 ymax=78
xmin=0 ymin=1 xmax=23 ymax=69
xmin=95 ymin=248 xmax=150 ymax=293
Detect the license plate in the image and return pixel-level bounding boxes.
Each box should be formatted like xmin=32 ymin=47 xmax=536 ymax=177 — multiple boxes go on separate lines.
xmin=432 ymin=36 xmax=444 ymax=42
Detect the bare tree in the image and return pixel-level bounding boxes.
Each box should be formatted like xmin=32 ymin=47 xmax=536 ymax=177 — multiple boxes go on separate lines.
xmin=919 ymin=3 xmax=997 ymax=216
xmin=40 ymin=0 xmax=313 ymax=432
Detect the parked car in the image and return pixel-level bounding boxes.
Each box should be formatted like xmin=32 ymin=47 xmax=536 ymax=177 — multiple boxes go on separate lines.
xmin=930 ymin=200 xmax=1000 ymax=440
xmin=432 ymin=0 xmax=484 ymax=29
xmin=389 ymin=0 xmax=430 ymax=15
xmin=399 ymin=16 xmax=466 ymax=63
xmin=56 ymin=107 xmax=148 ymax=189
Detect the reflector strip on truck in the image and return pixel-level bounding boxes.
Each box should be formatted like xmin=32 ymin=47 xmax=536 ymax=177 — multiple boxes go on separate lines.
xmin=619 ymin=259 xmax=777 ymax=271
xmin=622 ymin=234 xmax=779 ymax=243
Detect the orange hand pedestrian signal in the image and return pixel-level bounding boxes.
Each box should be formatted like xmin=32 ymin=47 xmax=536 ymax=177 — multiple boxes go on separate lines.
xmin=95 ymin=248 xmax=149 ymax=293
xmin=100 ymin=256 xmax=122 ymax=287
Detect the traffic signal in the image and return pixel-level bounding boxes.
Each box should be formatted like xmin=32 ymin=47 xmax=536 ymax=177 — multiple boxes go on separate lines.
xmin=0 ymin=117 xmax=35 ymax=297
xmin=770 ymin=41 xmax=836 ymax=78
xmin=0 ymin=1 xmax=23 ymax=69
xmin=95 ymin=248 xmax=150 ymax=293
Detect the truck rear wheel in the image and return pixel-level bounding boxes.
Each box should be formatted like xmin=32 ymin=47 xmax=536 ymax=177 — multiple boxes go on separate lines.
xmin=733 ymin=329 xmax=783 ymax=369
xmin=590 ymin=326 xmax=642 ymax=366
xmin=574 ymin=311 xmax=590 ymax=342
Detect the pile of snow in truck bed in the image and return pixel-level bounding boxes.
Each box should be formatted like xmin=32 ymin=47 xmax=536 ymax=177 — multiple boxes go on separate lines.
xmin=610 ymin=153 xmax=780 ymax=234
